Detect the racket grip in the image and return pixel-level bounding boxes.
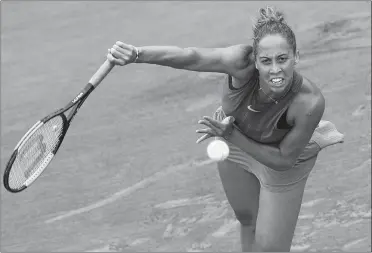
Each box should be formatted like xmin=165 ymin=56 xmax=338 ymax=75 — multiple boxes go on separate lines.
xmin=88 ymin=59 xmax=115 ymax=88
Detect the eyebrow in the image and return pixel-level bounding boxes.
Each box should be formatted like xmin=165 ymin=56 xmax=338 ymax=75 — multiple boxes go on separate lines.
xmin=259 ymin=54 xmax=288 ymax=59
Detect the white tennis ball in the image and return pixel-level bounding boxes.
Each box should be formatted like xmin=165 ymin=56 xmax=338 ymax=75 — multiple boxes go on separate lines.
xmin=52 ymin=125 xmax=58 ymax=131
xmin=207 ymin=139 xmax=229 ymax=161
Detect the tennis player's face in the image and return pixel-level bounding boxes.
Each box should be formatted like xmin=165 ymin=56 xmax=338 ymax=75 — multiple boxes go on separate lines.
xmin=255 ymin=34 xmax=299 ymax=94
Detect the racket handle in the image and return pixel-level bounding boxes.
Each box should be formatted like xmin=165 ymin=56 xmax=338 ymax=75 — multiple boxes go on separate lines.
xmin=88 ymin=59 xmax=115 ymax=88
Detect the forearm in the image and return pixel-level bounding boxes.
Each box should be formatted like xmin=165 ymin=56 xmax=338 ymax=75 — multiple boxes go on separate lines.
xmin=136 ymin=46 xmax=195 ymax=70
xmin=227 ymin=128 xmax=294 ymax=171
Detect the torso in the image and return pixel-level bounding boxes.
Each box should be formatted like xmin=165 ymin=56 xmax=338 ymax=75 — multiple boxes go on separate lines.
xmin=222 ymin=70 xmax=306 ymax=145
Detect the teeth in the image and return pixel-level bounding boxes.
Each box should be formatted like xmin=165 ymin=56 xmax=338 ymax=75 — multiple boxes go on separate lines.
xmin=271 ymin=78 xmax=283 ymax=84
xmin=272 ymin=78 xmax=282 ymax=83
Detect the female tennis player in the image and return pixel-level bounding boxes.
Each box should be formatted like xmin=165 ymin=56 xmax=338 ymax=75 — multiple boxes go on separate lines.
xmin=107 ymin=6 xmax=344 ymax=252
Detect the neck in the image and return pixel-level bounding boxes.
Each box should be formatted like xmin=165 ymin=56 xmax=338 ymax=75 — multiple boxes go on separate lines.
xmin=257 ymin=82 xmax=292 ymax=104
xmin=257 ymin=87 xmax=272 ymax=103
xmin=257 ymin=86 xmax=279 ymax=104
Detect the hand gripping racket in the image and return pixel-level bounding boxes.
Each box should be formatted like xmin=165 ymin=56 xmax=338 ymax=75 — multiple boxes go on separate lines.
xmin=3 ymin=60 xmax=115 ymax=193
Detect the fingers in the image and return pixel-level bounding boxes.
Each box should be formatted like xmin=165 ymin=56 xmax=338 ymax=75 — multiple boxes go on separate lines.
xmin=109 ymin=47 xmax=131 ymax=64
xmin=107 ymin=41 xmax=137 ymax=66
xmin=196 ymin=128 xmax=215 ymax=135
xmin=196 ymin=133 xmax=212 ymax=144
xmin=196 ymin=127 xmax=215 ymax=144
xmin=114 ymin=41 xmax=137 ymax=57
xmin=112 ymin=44 xmax=130 ymax=55
xmin=203 ymin=115 xmax=234 ymax=126
xmin=115 ymin=41 xmax=133 ymax=50
xmin=111 ymin=45 xmax=133 ymax=61
xmin=202 ymin=116 xmax=221 ymax=128
xmin=107 ymin=49 xmax=125 ymax=66
xmin=198 ymin=119 xmax=219 ymax=133
xmin=196 ymin=115 xmax=235 ymax=144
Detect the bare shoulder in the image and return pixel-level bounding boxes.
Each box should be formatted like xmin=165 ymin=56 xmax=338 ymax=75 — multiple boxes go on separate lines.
xmin=299 ymin=76 xmax=325 ymax=110
xmin=224 ymin=44 xmax=256 ymax=81
xmin=220 ymin=44 xmax=252 ymax=70
xmin=288 ymin=75 xmax=325 ymax=124
xmin=185 ymin=43 xmax=254 ymax=77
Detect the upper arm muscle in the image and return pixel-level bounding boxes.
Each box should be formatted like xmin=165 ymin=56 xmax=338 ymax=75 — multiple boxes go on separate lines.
xmin=185 ymin=44 xmax=253 ymax=77
xmin=279 ymin=93 xmax=325 ymax=164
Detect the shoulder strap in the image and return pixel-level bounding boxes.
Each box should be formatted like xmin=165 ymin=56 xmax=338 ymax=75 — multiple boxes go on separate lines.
xmin=227 ymin=75 xmax=241 ymax=90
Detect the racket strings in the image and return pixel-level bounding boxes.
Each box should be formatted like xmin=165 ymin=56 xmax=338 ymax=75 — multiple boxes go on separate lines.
xmin=8 ymin=116 xmax=64 ymax=189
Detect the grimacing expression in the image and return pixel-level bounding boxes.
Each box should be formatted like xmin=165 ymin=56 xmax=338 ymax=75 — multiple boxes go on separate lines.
xmin=255 ymin=34 xmax=299 ymax=93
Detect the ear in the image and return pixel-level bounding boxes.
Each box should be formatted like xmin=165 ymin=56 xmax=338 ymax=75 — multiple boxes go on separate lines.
xmin=294 ymin=50 xmax=300 ymax=65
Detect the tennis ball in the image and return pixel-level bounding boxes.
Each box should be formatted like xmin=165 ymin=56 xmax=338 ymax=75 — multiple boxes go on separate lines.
xmin=52 ymin=125 xmax=58 ymax=131
xmin=207 ymin=139 xmax=229 ymax=161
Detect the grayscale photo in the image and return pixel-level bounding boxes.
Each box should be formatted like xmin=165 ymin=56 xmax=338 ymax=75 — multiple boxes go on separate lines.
xmin=1 ymin=1 xmax=371 ymax=252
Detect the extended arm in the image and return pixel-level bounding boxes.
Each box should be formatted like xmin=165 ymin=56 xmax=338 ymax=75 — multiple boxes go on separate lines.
xmin=108 ymin=41 xmax=253 ymax=77
xmin=136 ymin=45 xmax=251 ymax=73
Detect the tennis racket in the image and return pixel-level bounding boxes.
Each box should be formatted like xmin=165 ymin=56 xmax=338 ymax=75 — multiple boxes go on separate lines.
xmin=3 ymin=59 xmax=115 ymax=193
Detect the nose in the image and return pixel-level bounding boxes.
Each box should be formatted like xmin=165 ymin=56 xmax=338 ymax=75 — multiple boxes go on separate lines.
xmin=269 ymin=63 xmax=282 ymax=74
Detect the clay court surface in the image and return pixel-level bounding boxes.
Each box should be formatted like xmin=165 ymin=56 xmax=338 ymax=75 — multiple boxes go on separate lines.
xmin=1 ymin=1 xmax=371 ymax=252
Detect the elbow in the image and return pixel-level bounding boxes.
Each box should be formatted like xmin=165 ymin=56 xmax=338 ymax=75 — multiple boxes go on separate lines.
xmin=272 ymin=147 xmax=297 ymax=171
xmin=185 ymin=47 xmax=198 ymax=57
xmin=182 ymin=47 xmax=200 ymax=70
xmin=273 ymin=156 xmax=297 ymax=171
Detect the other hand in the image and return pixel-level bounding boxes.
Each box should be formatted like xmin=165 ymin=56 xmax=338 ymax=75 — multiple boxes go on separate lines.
xmin=196 ymin=116 xmax=235 ymax=143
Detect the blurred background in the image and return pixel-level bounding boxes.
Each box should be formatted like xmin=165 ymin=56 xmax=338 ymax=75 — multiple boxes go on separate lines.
xmin=1 ymin=1 xmax=371 ymax=252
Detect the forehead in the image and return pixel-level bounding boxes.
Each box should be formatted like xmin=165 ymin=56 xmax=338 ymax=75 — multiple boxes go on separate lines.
xmin=257 ymin=34 xmax=292 ymax=57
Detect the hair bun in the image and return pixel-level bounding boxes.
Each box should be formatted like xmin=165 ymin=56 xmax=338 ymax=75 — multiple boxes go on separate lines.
xmin=251 ymin=6 xmax=296 ymax=58
xmin=257 ymin=6 xmax=285 ymax=25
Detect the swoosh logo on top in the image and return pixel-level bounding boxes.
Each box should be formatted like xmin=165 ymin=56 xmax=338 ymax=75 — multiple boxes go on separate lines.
xmin=247 ymin=105 xmax=260 ymax=113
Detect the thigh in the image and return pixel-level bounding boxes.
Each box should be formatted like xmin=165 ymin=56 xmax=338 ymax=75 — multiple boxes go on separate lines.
xmin=217 ymin=160 xmax=261 ymax=226
xmin=254 ymin=175 xmax=309 ymax=252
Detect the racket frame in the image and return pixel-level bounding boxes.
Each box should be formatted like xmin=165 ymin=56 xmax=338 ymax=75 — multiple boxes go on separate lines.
xmin=3 ymin=60 xmax=114 ymax=193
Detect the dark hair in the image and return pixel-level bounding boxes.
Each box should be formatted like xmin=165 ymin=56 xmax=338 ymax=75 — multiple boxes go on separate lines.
xmin=252 ymin=6 xmax=296 ymax=58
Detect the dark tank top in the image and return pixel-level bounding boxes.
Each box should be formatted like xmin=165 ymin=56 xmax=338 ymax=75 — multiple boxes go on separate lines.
xmin=221 ymin=70 xmax=303 ymax=145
